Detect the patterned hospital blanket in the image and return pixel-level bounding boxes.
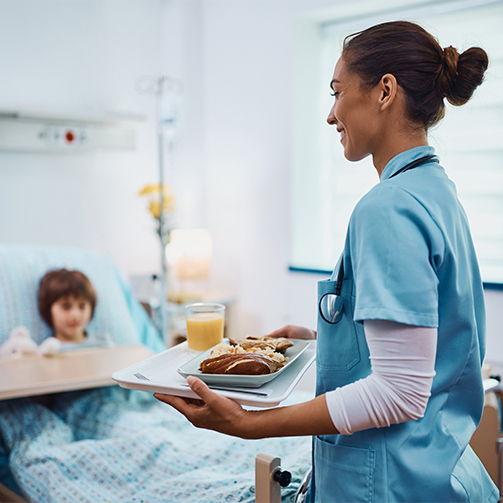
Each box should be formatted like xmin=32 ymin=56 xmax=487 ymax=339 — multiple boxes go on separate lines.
xmin=0 ymin=387 xmax=312 ymax=502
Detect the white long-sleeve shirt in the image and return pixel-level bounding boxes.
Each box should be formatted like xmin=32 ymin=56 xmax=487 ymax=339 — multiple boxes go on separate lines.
xmin=325 ymin=319 xmax=437 ymax=435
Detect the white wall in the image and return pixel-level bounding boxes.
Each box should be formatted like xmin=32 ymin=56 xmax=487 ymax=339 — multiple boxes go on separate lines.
xmin=200 ymin=0 xmax=342 ymax=337
xmin=0 ymin=0 xmax=502 ymax=366
xmin=0 ymin=0 xmax=166 ymax=274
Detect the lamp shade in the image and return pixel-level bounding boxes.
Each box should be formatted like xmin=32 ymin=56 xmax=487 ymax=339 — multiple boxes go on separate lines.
xmin=166 ymin=229 xmax=212 ymax=280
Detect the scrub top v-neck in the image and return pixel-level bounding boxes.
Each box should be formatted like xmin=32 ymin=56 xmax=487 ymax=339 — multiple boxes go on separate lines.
xmin=307 ymin=146 xmax=499 ymax=503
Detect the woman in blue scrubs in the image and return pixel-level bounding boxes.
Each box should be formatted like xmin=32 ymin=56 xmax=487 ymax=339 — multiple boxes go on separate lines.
xmin=156 ymin=21 xmax=498 ymax=502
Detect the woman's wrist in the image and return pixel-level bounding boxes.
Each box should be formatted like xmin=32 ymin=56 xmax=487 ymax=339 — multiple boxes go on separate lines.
xmin=241 ymin=395 xmax=338 ymax=439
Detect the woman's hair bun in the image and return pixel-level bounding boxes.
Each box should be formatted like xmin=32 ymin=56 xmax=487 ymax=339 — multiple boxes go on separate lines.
xmin=439 ymin=45 xmax=488 ymax=106
xmin=342 ymin=21 xmax=489 ymax=129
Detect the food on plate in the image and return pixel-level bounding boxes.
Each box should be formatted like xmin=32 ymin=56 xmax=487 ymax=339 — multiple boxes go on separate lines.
xmin=229 ymin=336 xmax=293 ymax=354
xmin=199 ymin=336 xmax=294 ymax=375
xmin=209 ymin=342 xmax=286 ymax=365
xmin=199 ymin=353 xmax=283 ymax=375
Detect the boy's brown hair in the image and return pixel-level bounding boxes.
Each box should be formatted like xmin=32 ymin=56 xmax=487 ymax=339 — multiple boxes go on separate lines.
xmin=38 ymin=269 xmax=97 ymax=328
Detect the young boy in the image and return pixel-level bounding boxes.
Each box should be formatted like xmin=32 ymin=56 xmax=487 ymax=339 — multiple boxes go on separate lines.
xmin=38 ymin=269 xmax=97 ymax=343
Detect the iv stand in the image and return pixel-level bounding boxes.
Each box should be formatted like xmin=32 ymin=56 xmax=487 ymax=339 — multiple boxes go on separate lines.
xmin=137 ymin=75 xmax=183 ymax=346
xmin=157 ymin=87 xmax=168 ymax=345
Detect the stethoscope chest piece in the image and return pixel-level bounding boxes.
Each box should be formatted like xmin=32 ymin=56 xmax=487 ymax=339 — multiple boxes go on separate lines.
xmin=319 ymin=292 xmax=344 ymax=324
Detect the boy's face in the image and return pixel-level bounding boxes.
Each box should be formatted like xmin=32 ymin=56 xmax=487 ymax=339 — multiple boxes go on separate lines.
xmin=50 ymin=295 xmax=92 ymax=342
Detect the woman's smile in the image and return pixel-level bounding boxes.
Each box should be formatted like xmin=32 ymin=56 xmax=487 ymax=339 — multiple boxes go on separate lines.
xmin=337 ymin=127 xmax=346 ymax=142
xmin=326 ymin=57 xmax=383 ymax=163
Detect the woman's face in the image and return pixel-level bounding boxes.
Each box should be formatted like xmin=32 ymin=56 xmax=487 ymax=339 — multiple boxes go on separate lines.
xmin=51 ymin=295 xmax=91 ymax=342
xmin=327 ymin=56 xmax=382 ymax=162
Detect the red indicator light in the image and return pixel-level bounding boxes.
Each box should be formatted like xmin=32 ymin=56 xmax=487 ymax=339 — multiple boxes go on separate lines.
xmin=65 ymin=130 xmax=75 ymax=143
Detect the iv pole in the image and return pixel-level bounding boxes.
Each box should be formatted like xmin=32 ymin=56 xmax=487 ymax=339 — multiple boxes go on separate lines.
xmin=137 ymin=75 xmax=183 ymax=345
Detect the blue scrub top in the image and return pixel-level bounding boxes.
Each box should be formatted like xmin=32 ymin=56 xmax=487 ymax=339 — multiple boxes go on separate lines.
xmin=308 ymin=146 xmax=499 ymax=502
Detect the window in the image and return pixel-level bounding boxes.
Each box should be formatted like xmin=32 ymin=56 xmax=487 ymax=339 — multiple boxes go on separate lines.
xmin=290 ymin=0 xmax=503 ymax=285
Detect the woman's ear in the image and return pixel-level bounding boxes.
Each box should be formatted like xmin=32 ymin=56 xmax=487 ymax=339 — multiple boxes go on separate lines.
xmin=378 ymin=73 xmax=398 ymax=111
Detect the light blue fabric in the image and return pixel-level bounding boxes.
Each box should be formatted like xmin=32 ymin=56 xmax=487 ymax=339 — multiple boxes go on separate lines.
xmin=0 ymin=244 xmax=165 ymax=353
xmin=307 ymin=147 xmax=499 ymax=502
xmin=0 ymin=388 xmax=312 ymax=502
xmin=0 ymin=435 xmax=21 ymax=495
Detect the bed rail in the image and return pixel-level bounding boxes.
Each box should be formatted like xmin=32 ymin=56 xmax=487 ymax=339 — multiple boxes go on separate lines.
xmin=255 ymin=452 xmax=292 ymax=503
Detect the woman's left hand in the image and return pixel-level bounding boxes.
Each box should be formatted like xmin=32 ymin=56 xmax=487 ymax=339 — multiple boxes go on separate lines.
xmin=154 ymin=376 xmax=252 ymax=438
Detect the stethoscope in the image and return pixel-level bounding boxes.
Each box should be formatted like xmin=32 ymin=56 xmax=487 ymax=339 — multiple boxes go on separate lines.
xmin=319 ymin=154 xmax=439 ymax=324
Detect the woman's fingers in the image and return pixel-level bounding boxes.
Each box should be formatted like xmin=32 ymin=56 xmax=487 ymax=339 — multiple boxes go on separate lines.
xmin=154 ymin=393 xmax=201 ymax=410
xmin=153 ymin=377 xmax=216 ymax=410
xmin=186 ymin=376 xmax=220 ymax=406
xmin=154 ymin=377 xmax=249 ymax=436
xmin=266 ymin=327 xmax=290 ymax=338
xmin=266 ymin=325 xmax=316 ymax=340
xmin=153 ymin=378 xmax=225 ymax=415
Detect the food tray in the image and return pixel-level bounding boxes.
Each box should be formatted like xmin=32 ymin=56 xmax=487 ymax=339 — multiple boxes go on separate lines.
xmin=112 ymin=339 xmax=316 ymax=407
xmin=177 ymin=339 xmax=310 ymax=387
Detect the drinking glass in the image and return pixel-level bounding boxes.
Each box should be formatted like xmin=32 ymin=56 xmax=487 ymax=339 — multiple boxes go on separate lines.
xmin=185 ymin=303 xmax=225 ymax=352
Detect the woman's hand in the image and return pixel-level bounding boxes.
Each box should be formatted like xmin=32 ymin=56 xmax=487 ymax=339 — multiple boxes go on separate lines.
xmin=154 ymin=376 xmax=252 ymax=438
xmin=156 ymin=376 xmax=339 ymax=439
xmin=265 ymin=325 xmax=316 ymax=340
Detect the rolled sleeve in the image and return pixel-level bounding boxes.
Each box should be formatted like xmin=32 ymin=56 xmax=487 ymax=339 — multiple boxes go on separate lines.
xmin=349 ymin=185 xmax=444 ymax=327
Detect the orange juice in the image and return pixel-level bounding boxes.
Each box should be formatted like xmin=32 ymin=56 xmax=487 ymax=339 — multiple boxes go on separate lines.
xmin=186 ymin=313 xmax=224 ymax=351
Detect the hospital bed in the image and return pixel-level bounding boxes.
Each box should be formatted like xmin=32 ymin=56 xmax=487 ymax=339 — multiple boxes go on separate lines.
xmin=472 ymin=374 xmax=503 ymax=497
xmin=0 ymin=244 xmax=311 ymax=503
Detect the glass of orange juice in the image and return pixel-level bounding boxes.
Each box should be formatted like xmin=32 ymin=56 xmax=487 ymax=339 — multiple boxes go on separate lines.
xmin=185 ymin=303 xmax=225 ymax=352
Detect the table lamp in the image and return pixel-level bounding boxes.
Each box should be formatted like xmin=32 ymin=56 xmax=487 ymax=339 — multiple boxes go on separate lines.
xmin=166 ymin=229 xmax=213 ymax=302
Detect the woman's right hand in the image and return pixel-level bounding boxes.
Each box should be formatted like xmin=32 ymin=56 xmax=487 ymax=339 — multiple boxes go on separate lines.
xmin=265 ymin=325 xmax=316 ymax=340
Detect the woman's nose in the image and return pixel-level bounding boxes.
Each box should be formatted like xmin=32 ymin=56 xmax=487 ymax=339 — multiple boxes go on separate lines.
xmin=327 ymin=106 xmax=337 ymax=125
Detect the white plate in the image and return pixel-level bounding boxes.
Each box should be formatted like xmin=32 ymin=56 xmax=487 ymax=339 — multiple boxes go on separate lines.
xmin=177 ymin=339 xmax=310 ymax=387
xmin=111 ymin=339 xmax=316 ymax=407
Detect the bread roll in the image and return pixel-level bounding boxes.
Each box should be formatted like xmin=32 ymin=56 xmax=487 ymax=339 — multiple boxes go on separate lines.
xmin=199 ymin=353 xmax=283 ymax=375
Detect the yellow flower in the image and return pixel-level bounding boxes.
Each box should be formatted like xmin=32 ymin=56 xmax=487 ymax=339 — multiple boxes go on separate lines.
xmin=138 ymin=183 xmax=160 ymax=196
xmin=148 ymin=200 xmax=162 ymax=218
xmin=140 ymin=183 xmax=175 ymax=218
xmin=162 ymin=194 xmax=175 ymax=213
xmin=139 ymin=183 xmax=174 ymax=197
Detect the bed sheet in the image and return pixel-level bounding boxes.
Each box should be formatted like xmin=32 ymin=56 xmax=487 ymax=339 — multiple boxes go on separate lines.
xmin=0 ymin=386 xmax=312 ymax=503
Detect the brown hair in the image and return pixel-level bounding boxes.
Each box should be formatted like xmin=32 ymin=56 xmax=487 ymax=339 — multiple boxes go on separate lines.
xmin=38 ymin=269 xmax=97 ymax=328
xmin=342 ymin=21 xmax=489 ymax=129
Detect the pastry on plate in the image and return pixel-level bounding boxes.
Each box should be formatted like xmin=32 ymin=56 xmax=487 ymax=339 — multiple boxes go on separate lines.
xmin=199 ymin=352 xmax=284 ymax=375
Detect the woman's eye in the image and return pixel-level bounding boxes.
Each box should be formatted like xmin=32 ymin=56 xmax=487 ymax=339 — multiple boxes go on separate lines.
xmin=79 ymin=303 xmax=86 ymax=310
xmin=331 ymin=91 xmax=339 ymax=99
xmin=62 ymin=303 xmax=71 ymax=310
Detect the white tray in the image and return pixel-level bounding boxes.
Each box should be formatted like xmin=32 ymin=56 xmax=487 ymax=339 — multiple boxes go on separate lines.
xmin=112 ymin=340 xmax=316 ymax=408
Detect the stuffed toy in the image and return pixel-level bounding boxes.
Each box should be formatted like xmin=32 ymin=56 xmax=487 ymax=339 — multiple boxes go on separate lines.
xmin=0 ymin=326 xmax=38 ymax=358
xmin=38 ymin=336 xmax=61 ymax=355
xmin=0 ymin=326 xmax=61 ymax=358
